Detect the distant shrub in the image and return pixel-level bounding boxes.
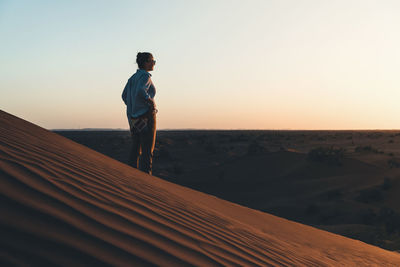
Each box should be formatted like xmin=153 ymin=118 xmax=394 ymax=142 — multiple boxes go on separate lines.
xmin=355 ymin=145 xmax=379 ymax=154
xmin=378 ymin=207 xmax=400 ymax=234
xmin=367 ymin=133 xmax=383 ymax=139
xmin=256 ymin=134 xmax=268 ymax=141
xmin=388 ymin=159 xmax=400 ymax=168
xmin=247 ymin=141 xmax=266 ymax=154
xmin=307 ymin=146 xmax=345 ymax=165
xmin=217 ymin=134 xmax=229 ymax=142
xmin=229 ymin=134 xmax=248 ymax=143
xmin=381 ymin=177 xmax=392 ymax=191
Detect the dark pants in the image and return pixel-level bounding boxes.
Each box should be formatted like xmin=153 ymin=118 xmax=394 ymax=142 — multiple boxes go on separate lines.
xmin=129 ymin=111 xmax=156 ymax=174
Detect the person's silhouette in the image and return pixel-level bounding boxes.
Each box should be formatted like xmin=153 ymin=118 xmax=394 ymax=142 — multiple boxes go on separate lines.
xmin=122 ymin=52 xmax=157 ymax=174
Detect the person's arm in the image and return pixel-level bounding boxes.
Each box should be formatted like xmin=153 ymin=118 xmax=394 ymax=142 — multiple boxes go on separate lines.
xmin=137 ymin=74 xmax=153 ymax=101
xmin=137 ymin=74 xmax=155 ymax=110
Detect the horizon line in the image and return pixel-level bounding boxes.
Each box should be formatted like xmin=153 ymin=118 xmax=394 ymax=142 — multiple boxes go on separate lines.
xmin=50 ymin=128 xmax=400 ymax=131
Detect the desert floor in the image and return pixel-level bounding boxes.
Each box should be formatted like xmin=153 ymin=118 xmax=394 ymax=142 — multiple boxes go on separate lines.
xmin=4 ymin=109 xmax=400 ymax=266
xmin=0 ymin=111 xmax=400 ymax=267
xmin=57 ymin=129 xmax=400 ymax=252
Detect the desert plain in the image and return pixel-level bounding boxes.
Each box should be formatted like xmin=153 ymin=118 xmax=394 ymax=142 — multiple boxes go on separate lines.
xmin=2 ymin=109 xmax=400 ymax=266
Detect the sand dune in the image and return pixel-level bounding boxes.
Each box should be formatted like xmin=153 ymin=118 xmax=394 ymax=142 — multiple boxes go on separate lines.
xmin=1 ymin=110 xmax=400 ymax=266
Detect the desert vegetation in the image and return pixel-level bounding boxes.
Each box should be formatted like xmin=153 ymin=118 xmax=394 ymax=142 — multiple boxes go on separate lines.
xmin=307 ymin=146 xmax=345 ymax=165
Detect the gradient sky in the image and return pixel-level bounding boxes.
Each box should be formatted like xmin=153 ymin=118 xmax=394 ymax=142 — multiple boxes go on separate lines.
xmin=1 ymin=0 xmax=399 ymax=130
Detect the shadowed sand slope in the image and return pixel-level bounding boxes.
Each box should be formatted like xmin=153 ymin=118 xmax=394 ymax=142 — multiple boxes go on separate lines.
xmin=1 ymin=110 xmax=400 ymax=266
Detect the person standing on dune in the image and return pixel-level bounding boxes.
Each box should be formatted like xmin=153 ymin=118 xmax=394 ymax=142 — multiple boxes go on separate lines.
xmin=122 ymin=52 xmax=157 ymax=174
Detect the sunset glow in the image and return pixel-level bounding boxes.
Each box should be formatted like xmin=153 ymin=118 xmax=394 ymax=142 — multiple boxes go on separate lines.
xmin=1 ymin=0 xmax=399 ymax=129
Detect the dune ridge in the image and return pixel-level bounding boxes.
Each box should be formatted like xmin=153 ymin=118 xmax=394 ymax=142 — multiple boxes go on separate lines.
xmin=1 ymin=110 xmax=400 ymax=266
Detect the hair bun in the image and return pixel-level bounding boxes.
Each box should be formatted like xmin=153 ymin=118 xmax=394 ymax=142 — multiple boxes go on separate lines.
xmin=136 ymin=52 xmax=153 ymax=69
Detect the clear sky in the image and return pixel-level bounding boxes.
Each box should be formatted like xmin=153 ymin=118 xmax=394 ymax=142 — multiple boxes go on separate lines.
xmin=1 ymin=0 xmax=399 ymax=130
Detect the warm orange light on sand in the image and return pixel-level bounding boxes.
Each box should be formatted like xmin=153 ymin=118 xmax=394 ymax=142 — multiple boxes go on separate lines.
xmin=2 ymin=110 xmax=400 ymax=265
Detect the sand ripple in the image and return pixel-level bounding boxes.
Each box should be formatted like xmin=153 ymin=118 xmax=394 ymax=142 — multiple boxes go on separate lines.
xmin=1 ymin=110 xmax=400 ymax=266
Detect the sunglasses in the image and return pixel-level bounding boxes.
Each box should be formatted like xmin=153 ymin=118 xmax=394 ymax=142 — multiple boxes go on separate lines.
xmin=147 ymin=59 xmax=156 ymax=64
